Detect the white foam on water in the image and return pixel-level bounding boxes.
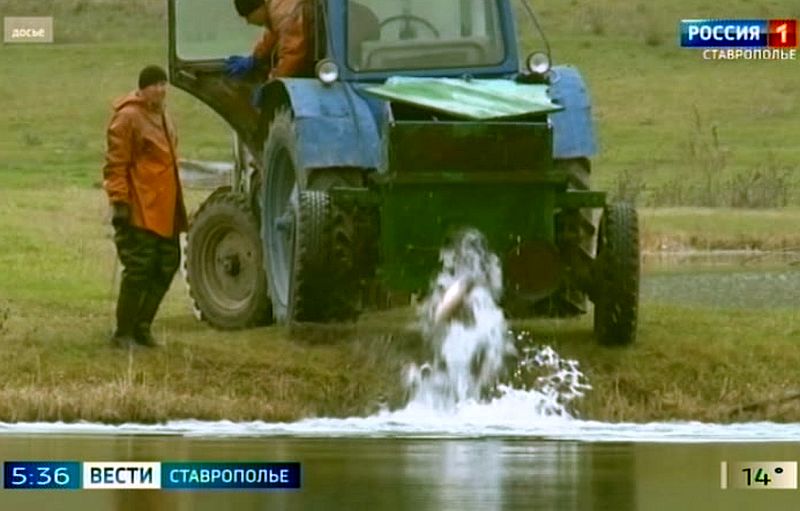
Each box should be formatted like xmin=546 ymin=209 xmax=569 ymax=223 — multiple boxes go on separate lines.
xmin=2 ymin=417 xmax=799 ymax=443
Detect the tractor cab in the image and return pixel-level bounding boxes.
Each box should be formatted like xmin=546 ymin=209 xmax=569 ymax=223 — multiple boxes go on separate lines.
xmin=339 ymin=0 xmax=516 ymax=77
xmin=168 ymin=1 xmax=529 ymax=150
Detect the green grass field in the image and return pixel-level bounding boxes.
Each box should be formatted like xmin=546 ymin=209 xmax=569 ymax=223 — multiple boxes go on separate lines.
xmin=1 ymin=0 xmax=799 ymax=423
xmin=2 ymin=0 xmax=798 ymax=199
xmin=640 ymin=208 xmax=800 ymax=250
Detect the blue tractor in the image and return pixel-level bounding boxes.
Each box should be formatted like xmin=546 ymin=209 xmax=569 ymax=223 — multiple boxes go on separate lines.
xmin=170 ymin=0 xmax=640 ymax=345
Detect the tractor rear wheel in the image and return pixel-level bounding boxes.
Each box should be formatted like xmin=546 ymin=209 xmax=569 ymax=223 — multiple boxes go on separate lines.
xmin=185 ymin=191 xmax=272 ymax=329
xmin=592 ymin=202 xmax=639 ymax=346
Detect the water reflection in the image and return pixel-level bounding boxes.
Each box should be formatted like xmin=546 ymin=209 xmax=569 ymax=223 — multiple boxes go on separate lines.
xmin=642 ymin=249 xmax=800 ymax=277
xmin=407 ymin=441 xmax=506 ymax=510
xmin=1 ymin=436 xmax=799 ymax=510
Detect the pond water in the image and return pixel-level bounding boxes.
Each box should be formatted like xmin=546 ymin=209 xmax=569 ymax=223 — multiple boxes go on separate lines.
xmin=1 ymin=435 xmax=799 ymax=510
xmin=642 ymin=251 xmax=799 ymax=309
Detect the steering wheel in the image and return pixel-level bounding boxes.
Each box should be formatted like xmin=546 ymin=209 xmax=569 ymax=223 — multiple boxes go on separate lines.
xmin=379 ymin=15 xmax=441 ymax=39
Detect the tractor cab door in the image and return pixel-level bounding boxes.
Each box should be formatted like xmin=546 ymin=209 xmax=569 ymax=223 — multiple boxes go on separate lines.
xmin=168 ymin=0 xmax=265 ymax=153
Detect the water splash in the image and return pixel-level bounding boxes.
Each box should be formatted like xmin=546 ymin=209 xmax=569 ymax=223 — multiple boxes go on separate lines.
xmin=405 ymin=229 xmax=590 ymax=419
xmin=507 ymin=341 xmax=592 ymax=418
xmin=407 ymin=230 xmax=514 ymax=410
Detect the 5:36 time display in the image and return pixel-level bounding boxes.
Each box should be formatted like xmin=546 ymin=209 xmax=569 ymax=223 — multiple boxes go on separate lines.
xmin=3 ymin=461 xmax=81 ymax=490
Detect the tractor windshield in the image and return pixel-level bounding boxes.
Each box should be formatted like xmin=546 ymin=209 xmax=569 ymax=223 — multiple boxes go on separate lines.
xmin=347 ymin=0 xmax=505 ymax=72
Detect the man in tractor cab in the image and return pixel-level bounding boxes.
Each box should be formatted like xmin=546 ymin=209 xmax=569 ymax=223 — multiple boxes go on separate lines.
xmin=226 ymin=0 xmax=381 ymax=80
xmin=226 ymin=0 xmax=316 ymax=80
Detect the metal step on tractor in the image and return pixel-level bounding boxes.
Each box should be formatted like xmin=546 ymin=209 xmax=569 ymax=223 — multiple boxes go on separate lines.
xmin=168 ymin=0 xmax=640 ymax=345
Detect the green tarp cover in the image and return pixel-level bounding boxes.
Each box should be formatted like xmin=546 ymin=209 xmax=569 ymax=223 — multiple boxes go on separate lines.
xmin=365 ymin=77 xmax=562 ymax=120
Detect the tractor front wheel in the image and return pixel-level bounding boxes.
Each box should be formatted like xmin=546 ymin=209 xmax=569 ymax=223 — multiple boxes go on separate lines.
xmin=290 ymin=190 xmax=338 ymax=321
xmin=592 ymin=202 xmax=639 ymax=346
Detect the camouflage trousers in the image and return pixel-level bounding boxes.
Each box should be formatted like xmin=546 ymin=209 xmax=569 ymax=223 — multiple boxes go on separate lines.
xmin=113 ymin=226 xmax=180 ymax=336
xmin=115 ymin=226 xmax=180 ymax=289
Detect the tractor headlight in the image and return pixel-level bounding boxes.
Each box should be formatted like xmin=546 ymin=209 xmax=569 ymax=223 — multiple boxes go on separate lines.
xmin=316 ymin=60 xmax=339 ymax=85
xmin=526 ymin=52 xmax=551 ymax=75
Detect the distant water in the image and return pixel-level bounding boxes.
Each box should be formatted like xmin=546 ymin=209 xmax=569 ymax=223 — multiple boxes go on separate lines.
xmin=3 ymin=436 xmax=798 ymax=510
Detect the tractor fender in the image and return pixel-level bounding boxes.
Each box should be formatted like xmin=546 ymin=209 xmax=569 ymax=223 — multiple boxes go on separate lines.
xmin=549 ymin=66 xmax=597 ymax=159
xmin=267 ymin=78 xmax=382 ymax=170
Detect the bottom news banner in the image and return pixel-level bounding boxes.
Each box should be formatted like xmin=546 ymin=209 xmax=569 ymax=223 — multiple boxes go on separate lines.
xmin=2 ymin=461 xmax=301 ymax=491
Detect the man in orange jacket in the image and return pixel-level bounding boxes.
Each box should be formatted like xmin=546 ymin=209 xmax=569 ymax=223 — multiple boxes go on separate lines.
xmin=226 ymin=0 xmax=316 ymax=80
xmin=103 ymin=65 xmax=188 ymax=348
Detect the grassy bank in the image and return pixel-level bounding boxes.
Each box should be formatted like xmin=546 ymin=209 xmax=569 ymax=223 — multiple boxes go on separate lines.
xmin=520 ymin=306 xmax=800 ymax=423
xmin=1 ymin=184 xmax=800 ymax=423
xmin=2 ymin=276 xmax=799 ymax=423
xmin=0 ymin=308 xmax=410 ymax=423
xmin=0 ymin=184 xmax=407 ymax=423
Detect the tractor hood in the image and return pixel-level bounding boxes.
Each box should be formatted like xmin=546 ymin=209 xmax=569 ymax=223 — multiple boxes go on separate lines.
xmin=364 ymin=77 xmax=562 ymax=120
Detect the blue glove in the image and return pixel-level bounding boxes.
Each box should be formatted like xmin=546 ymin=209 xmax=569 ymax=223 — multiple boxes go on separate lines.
xmin=224 ymin=55 xmax=257 ymax=78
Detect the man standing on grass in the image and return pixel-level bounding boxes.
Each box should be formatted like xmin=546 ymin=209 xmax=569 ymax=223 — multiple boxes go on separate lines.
xmin=103 ymin=65 xmax=188 ymax=348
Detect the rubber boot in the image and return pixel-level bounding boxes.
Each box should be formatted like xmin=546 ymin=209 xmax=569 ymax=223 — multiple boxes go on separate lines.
xmin=111 ymin=279 xmax=145 ymax=348
xmin=133 ymin=284 xmax=170 ymax=347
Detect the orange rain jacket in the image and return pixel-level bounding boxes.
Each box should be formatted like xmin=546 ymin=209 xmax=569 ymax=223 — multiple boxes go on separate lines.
xmin=252 ymin=0 xmax=315 ymax=78
xmin=102 ymin=91 xmax=188 ymax=239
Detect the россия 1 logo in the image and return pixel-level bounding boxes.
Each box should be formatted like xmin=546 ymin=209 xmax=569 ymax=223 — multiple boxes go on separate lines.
xmin=680 ymin=19 xmax=797 ymax=60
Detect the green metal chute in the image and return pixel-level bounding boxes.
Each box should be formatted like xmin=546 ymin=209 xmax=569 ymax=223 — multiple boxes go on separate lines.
xmin=365 ymin=77 xmax=562 ymax=120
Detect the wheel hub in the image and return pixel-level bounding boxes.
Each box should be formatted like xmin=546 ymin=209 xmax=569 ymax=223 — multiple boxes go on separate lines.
xmin=220 ymin=253 xmax=241 ymax=277
xmin=205 ymin=229 xmax=255 ymax=303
